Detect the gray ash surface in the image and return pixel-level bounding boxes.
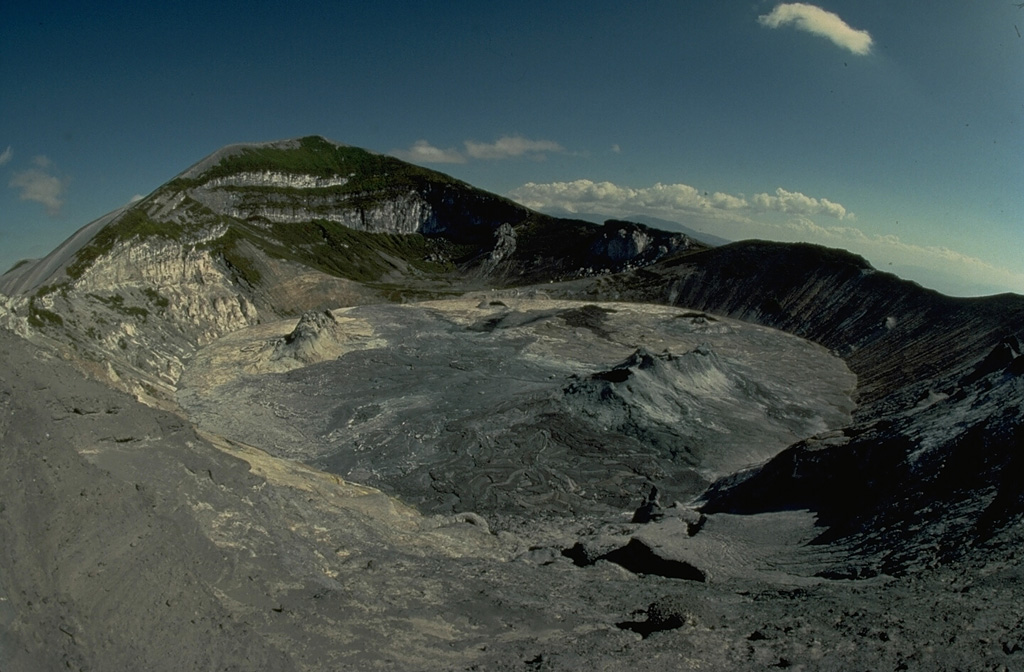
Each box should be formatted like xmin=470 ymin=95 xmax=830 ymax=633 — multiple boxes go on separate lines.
xmin=178 ymin=298 xmax=855 ymax=522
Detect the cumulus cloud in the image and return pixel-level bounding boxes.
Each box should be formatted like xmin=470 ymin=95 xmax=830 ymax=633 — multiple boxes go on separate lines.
xmin=0 ymin=146 xmax=12 ymax=166
xmin=463 ymin=136 xmax=564 ymax=160
xmin=752 ymin=187 xmax=851 ymax=219
xmin=9 ymin=155 xmax=65 ymax=215
xmin=758 ymin=3 xmax=873 ymax=55
xmin=392 ymin=136 xmax=564 ymax=164
xmin=709 ymin=191 xmax=748 ymax=210
xmin=391 ymin=140 xmax=466 ymax=164
xmin=509 ymin=179 xmax=850 ymax=222
xmin=509 ymin=179 xmax=738 ymax=215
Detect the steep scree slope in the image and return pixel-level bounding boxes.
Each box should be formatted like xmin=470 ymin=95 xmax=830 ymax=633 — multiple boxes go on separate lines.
xmin=561 ymin=241 xmax=1024 ymax=572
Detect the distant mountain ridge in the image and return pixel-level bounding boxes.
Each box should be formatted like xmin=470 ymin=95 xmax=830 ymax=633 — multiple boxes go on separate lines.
xmin=538 ymin=208 xmax=731 ymax=247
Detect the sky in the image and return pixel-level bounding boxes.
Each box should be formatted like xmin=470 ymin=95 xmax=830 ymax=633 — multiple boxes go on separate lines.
xmin=2 ymin=1 xmax=1022 ymax=296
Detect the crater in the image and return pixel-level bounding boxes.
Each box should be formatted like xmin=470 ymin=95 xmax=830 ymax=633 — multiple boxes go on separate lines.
xmin=177 ymin=298 xmax=857 ymax=520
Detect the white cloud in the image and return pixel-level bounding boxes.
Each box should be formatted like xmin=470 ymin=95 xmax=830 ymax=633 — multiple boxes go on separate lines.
xmin=611 ymin=144 xmax=621 ymax=154
xmin=709 ymin=191 xmax=748 ymax=210
xmin=510 ymin=179 xmax=724 ymax=214
xmin=758 ymin=3 xmax=873 ymax=55
xmin=752 ymin=187 xmax=851 ymax=219
xmin=464 ymin=136 xmax=564 ymax=160
xmin=391 ymin=140 xmax=466 ymax=164
xmin=392 ymin=135 xmax=564 ymax=164
xmin=508 ymin=179 xmax=850 ymax=221
xmin=0 ymin=146 xmax=12 ymax=166
xmin=9 ymin=156 xmax=65 ymax=215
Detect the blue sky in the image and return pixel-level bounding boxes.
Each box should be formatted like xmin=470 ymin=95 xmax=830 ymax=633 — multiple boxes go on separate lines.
xmin=2 ymin=1 xmax=1022 ymax=295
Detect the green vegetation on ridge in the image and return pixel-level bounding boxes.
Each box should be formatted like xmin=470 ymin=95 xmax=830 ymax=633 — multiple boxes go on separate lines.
xmin=27 ymin=298 xmax=63 ymax=328
xmin=57 ymin=136 xmax=684 ymax=296
xmin=171 ymin=136 xmax=466 ymax=198
xmin=251 ymin=218 xmax=470 ymax=283
xmin=66 ymin=208 xmax=183 ymax=280
xmin=89 ymin=293 xmax=150 ymax=321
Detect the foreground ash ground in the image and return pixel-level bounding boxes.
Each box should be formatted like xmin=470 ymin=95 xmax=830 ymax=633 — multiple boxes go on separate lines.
xmin=2 ymin=138 xmax=1024 ymax=670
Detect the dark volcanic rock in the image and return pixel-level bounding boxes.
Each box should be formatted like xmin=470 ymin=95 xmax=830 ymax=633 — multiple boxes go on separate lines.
xmin=631 ymin=485 xmax=665 ymax=524
xmin=617 ymin=597 xmax=698 ymax=638
xmin=602 ymin=538 xmax=708 ymax=581
xmin=699 ymin=331 xmax=1024 ymax=573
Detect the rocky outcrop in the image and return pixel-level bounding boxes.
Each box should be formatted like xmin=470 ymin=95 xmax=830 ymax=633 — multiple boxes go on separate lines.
xmin=204 ymin=171 xmax=351 ymax=189
xmin=0 ymin=293 xmax=29 ymax=338
xmin=192 ymin=183 xmax=439 ymax=234
xmin=271 ymin=309 xmax=342 ymax=365
xmin=15 ymin=236 xmax=260 ymax=403
xmin=561 ymin=344 xmax=853 ymax=477
xmin=590 ymin=222 xmax=657 ymax=263
xmin=478 ymin=223 xmax=517 ymax=275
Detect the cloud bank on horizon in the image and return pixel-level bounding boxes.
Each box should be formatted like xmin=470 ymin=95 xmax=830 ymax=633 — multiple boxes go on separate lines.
xmin=506 ymin=177 xmax=1024 ymax=297
xmin=758 ymin=3 xmax=873 ymax=55
xmin=379 ymin=4 xmax=1019 ymax=297
xmin=508 ymin=180 xmax=851 ymax=222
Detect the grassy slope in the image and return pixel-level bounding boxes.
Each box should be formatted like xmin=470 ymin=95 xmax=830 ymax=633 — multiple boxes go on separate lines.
xmin=59 ymin=138 xmax=483 ymax=289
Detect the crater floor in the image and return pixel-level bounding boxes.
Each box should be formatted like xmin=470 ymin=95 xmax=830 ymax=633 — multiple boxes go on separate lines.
xmin=178 ymin=296 xmax=856 ymax=521
xmin=5 ymin=304 xmax=1024 ymax=671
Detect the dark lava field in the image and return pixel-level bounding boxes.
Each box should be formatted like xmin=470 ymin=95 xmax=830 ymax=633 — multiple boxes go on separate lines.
xmin=178 ymin=298 xmax=855 ymax=522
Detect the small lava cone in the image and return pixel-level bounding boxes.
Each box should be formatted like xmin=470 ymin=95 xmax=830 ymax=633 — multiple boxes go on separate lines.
xmin=271 ymin=309 xmax=341 ymax=364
